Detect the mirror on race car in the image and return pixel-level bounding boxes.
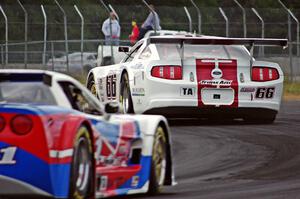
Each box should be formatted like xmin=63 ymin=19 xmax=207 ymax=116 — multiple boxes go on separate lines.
xmin=118 ymin=46 xmax=130 ymax=53
xmin=104 ymin=101 xmax=121 ymax=114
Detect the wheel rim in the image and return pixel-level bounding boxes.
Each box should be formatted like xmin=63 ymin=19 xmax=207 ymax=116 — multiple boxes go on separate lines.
xmin=74 ymin=137 xmax=91 ymax=194
xmin=121 ymin=80 xmax=130 ymax=113
xmin=153 ymin=127 xmax=166 ymax=186
xmin=90 ymin=82 xmax=97 ymax=97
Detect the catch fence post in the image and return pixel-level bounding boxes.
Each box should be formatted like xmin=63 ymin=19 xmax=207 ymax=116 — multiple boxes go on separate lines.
xmin=142 ymin=0 xmax=157 ymax=35
xmin=219 ymin=7 xmax=229 ymax=37
xmin=0 ymin=5 xmax=8 ymax=66
xmin=51 ymin=41 xmax=54 ymax=71
xmin=233 ymin=0 xmax=246 ymax=38
xmin=17 ymin=0 xmax=28 ymax=68
xmin=54 ymin=0 xmax=69 ymax=73
xmin=252 ymin=8 xmax=265 ymax=57
xmin=41 ymin=5 xmax=47 ymax=67
xmin=278 ymin=0 xmax=299 ymax=57
xmin=190 ymin=0 xmax=201 ymax=34
xmin=108 ymin=4 xmax=119 ymax=21
xmin=184 ymin=7 xmax=193 ymax=33
xmin=74 ymin=5 xmax=84 ymax=70
xmin=278 ymin=0 xmax=295 ymax=81
xmin=1 ymin=44 xmax=3 ymax=67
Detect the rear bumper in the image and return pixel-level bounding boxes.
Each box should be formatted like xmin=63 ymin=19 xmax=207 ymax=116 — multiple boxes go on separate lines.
xmin=144 ymin=106 xmax=278 ymax=119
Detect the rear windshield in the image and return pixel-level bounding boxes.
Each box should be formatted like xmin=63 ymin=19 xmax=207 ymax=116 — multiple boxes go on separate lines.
xmin=156 ymin=44 xmax=251 ymax=60
xmin=0 ymin=82 xmax=57 ymax=105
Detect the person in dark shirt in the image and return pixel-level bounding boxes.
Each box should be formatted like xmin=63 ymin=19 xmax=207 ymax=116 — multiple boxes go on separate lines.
xmin=138 ymin=4 xmax=161 ymax=40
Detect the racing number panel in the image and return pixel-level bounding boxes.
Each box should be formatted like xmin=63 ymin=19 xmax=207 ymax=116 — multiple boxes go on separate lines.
xmin=106 ymin=74 xmax=117 ymax=100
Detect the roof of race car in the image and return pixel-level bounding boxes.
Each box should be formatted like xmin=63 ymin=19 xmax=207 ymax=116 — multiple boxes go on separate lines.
xmin=0 ymin=69 xmax=75 ymax=82
xmin=0 ymin=69 xmax=104 ymax=110
xmin=147 ymin=35 xmax=288 ymax=47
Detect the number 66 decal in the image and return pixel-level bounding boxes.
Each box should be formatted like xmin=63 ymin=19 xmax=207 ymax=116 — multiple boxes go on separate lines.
xmin=255 ymin=87 xmax=275 ymax=99
xmin=0 ymin=147 xmax=17 ymax=165
xmin=106 ymin=74 xmax=117 ymax=100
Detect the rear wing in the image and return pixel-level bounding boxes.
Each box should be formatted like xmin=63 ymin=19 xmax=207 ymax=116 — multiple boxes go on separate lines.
xmin=149 ymin=36 xmax=288 ymax=48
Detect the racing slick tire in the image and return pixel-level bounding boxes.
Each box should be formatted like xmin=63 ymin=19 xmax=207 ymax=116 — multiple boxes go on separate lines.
xmin=87 ymin=75 xmax=98 ymax=99
xmin=120 ymin=73 xmax=134 ymax=113
xmin=69 ymin=126 xmax=95 ymax=199
xmin=243 ymin=112 xmax=277 ymax=124
xmin=148 ymin=126 xmax=167 ymax=195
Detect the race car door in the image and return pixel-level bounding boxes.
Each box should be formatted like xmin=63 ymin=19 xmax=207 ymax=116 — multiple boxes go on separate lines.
xmin=58 ymin=81 xmax=143 ymax=194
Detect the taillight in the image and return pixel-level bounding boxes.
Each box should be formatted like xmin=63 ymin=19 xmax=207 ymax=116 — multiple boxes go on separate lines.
xmin=151 ymin=65 xmax=182 ymax=80
xmin=252 ymin=67 xmax=279 ymax=82
xmin=0 ymin=115 xmax=5 ymax=132
xmin=10 ymin=115 xmax=33 ymax=135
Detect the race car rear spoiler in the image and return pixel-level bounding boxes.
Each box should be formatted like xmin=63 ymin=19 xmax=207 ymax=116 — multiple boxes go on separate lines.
xmin=149 ymin=37 xmax=288 ymax=48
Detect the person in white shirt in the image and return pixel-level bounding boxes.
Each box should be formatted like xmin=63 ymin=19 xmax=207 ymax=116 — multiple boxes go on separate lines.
xmin=102 ymin=12 xmax=121 ymax=45
xmin=138 ymin=4 xmax=161 ymax=40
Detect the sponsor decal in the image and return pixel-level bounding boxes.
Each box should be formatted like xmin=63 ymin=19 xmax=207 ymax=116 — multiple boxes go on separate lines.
xmin=100 ymin=95 xmax=105 ymax=102
xmin=131 ymin=63 xmax=144 ymax=69
xmin=99 ymin=176 xmax=108 ymax=191
xmin=181 ymin=87 xmax=195 ymax=96
xmin=211 ymin=68 xmax=223 ymax=79
xmin=240 ymin=87 xmax=255 ymax=92
xmin=240 ymin=73 xmax=245 ymax=83
xmin=137 ymin=99 xmax=142 ymax=105
xmin=132 ymin=176 xmax=139 ymax=187
xmin=190 ymin=72 xmax=195 ymax=82
xmin=49 ymin=149 xmax=73 ymax=159
xmin=132 ymin=88 xmax=145 ymax=96
xmin=199 ymin=79 xmax=232 ymax=86
xmin=98 ymin=78 xmax=104 ymax=90
xmin=255 ymin=87 xmax=275 ymax=99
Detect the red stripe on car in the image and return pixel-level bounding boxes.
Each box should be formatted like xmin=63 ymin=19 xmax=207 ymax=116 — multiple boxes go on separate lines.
xmin=196 ymin=59 xmax=239 ymax=107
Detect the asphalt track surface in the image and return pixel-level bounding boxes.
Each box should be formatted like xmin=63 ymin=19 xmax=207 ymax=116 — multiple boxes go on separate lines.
xmin=129 ymin=101 xmax=300 ymax=199
xmin=2 ymin=101 xmax=299 ymax=199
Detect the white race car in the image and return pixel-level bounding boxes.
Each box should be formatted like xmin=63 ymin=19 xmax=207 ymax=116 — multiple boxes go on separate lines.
xmin=87 ymin=35 xmax=287 ymax=123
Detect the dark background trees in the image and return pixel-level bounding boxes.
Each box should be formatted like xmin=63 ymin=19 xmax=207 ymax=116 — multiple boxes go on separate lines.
xmin=0 ymin=0 xmax=299 ymax=42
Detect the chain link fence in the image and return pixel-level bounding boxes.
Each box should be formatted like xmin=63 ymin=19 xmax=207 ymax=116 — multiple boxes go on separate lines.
xmin=0 ymin=4 xmax=300 ymax=81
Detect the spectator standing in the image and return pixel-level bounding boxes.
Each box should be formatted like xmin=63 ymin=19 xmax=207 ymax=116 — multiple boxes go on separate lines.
xmin=102 ymin=12 xmax=121 ymax=45
xmin=138 ymin=4 xmax=161 ymax=40
xmin=129 ymin=21 xmax=139 ymax=45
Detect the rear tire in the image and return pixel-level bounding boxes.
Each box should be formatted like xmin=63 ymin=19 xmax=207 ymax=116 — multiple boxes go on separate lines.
xmin=87 ymin=75 xmax=98 ymax=99
xmin=69 ymin=126 xmax=94 ymax=199
xmin=120 ymin=73 xmax=134 ymax=113
xmin=148 ymin=126 xmax=167 ymax=195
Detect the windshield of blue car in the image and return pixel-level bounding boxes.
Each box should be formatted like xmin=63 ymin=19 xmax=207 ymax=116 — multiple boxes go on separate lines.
xmin=156 ymin=44 xmax=251 ymax=60
xmin=0 ymin=82 xmax=57 ymax=105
